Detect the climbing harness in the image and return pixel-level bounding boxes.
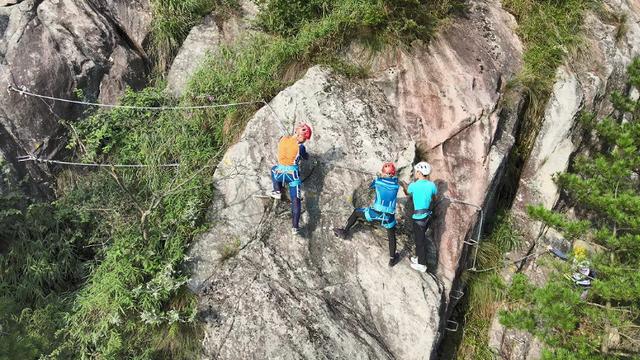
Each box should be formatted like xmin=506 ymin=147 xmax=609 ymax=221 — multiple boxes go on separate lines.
xmin=272 ymin=165 xmax=302 ymax=187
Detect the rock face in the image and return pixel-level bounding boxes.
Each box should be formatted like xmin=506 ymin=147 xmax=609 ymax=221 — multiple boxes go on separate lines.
xmin=488 ymin=0 xmax=640 ymax=357
xmin=356 ymin=0 xmax=523 ymax=303
xmin=188 ymin=0 xmax=525 ymax=357
xmin=0 ymin=0 xmax=151 ymax=193
xmin=189 ymin=66 xmax=445 ymax=359
xmin=165 ymin=0 xmax=258 ymax=97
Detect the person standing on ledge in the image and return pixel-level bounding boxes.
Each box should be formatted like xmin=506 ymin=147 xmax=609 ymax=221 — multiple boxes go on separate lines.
xmin=401 ymin=162 xmax=438 ymax=273
xmin=270 ymin=124 xmax=312 ymax=236
xmin=333 ymin=162 xmax=401 ymax=267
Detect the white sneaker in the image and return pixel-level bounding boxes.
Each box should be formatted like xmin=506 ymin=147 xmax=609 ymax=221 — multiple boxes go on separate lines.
xmin=411 ymin=263 xmax=427 ymax=273
xmin=269 ymin=191 xmax=281 ymax=200
xmin=291 ymin=228 xmax=299 ymax=236
xmin=410 ymin=256 xmax=418 ymax=264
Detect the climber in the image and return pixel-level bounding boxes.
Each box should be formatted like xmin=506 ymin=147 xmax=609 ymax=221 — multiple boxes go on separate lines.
xmin=400 ymin=161 xmax=438 ymax=273
xmin=270 ymin=123 xmax=313 ymax=235
xmin=333 ymin=162 xmax=401 ymax=267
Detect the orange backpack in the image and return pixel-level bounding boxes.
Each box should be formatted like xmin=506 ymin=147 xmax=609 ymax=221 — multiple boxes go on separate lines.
xmin=277 ymin=136 xmax=300 ymax=166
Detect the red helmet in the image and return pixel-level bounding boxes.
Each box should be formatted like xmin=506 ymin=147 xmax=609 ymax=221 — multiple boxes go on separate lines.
xmin=296 ymin=123 xmax=313 ymax=140
xmin=381 ymin=162 xmax=396 ymax=176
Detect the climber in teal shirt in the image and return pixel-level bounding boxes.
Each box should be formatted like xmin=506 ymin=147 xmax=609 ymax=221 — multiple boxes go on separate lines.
xmin=407 ymin=176 xmax=438 ymax=220
xmin=401 ymin=161 xmax=438 ymax=273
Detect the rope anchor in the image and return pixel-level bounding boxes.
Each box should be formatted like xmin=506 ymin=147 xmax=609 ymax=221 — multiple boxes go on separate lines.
xmin=445 ymin=319 xmax=459 ymax=332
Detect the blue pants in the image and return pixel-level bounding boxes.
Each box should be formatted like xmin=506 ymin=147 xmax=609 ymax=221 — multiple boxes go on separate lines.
xmin=271 ymin=165 xmax=302 ymax=229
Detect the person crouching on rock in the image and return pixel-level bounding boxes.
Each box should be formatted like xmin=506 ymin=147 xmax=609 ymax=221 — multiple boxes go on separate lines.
xmin=400 ymin=162 xmax=438 ymax=273
xmin=333 ymin=162 xmax=400 ymax=267
xmin=270 ymin=124 xmax=312 ymax=236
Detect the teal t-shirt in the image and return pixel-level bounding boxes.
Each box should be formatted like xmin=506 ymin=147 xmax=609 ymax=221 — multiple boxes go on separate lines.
xmin=407 ymin=180 xmax=438 ymax=219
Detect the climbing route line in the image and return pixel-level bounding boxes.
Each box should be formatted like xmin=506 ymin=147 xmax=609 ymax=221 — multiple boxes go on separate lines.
xmin=8 ymin=84 xmax=263 ymax=110
xmin=17 ymin=154 xmax=180 ymax=168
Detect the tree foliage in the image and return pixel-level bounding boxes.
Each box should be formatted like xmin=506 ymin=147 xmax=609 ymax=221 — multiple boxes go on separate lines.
xmin=500 ymin=58 xmax=640 ymax=359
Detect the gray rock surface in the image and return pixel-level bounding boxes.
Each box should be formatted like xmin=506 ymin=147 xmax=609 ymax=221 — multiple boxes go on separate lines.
xmin=0 ymin=0 xmax=151 ymax=193
xmin=188 ymin=1 xmax=526 ymax=357
xmin=488 ymin=0 xmax=640 ymax=357
xmin=166 ymin=0 xmax=258 ymax=97
xmin=189 ymin=66 xmax=444 ymax=360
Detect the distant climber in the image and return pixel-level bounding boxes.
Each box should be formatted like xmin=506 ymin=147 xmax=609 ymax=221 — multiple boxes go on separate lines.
xmin=333 ymin=162 xmax=401 ymax=267
xmin=401 ymin=162 xmax=438 ymax=273
xmin=270 ymin=124 xmax=313 ymax=235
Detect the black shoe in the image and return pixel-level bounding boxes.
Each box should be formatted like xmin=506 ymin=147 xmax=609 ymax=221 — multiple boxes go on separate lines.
xmin=333 ymin=228 xmax=348 ymax=239
xmin=388 ymin=253 xmax=400 ymax=267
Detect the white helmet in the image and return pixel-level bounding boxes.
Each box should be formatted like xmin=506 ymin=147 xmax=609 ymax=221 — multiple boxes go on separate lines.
xmin=414 ymin=162 xmax=432 ymax=176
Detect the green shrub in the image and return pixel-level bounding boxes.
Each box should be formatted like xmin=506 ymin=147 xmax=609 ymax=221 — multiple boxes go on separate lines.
xmin=256 ymin=0 xmax=464 ymax=43
xmin=455 ymin=215 xmax=521 ymax=360
xmin=503 ymin=0 xmax=594 ymax=155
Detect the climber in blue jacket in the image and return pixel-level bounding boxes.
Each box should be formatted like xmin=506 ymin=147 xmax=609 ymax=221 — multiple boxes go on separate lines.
xmin=333 ymin=162 xmax=400 ymax=267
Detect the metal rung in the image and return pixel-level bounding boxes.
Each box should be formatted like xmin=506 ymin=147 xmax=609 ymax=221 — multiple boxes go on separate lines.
xmin=451 ymin=290 xmax=464 ymax=300
xmin=446 ymin=320 xmax=459 ymax=332
xmin=463 ymin=238 xmax=478 ymax=245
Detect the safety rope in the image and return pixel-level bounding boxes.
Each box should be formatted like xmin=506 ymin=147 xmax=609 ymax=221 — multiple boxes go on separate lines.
xmin=261 ymin=100 xmax=291 ymax=136
xmin=7 ymin=84 xmax=263 ymax=110
xmin=9 ymin=85 xmax=296 ymax=167
xmin=17 ymin=154 xmax=179 ymax=168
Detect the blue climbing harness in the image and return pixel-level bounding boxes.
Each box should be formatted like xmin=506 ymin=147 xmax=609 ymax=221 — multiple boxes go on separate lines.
xmin=360 ymin=177 xmax=399 ymax=229
xmin=273 ymin=164 xmax=301 ymax=187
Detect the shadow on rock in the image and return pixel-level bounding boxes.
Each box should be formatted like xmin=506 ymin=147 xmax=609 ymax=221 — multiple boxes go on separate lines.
xmin=299 ymin=148 xmax=339 ymax=237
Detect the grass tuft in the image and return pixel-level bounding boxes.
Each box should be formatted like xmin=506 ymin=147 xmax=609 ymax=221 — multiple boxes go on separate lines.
xmin=455 ymin=214 xmax=522 ymax=360
xmin=220 ymin=239 xmax=241 ymax=262
xmin=503 ymin=0 xmax=594 ymax=157
xmin=149 ymin=0 xmax=240 ymax=73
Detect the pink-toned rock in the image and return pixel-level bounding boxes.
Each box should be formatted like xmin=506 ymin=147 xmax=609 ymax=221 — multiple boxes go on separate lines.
xmin=355 ymin=0 xmax=523 ymax=291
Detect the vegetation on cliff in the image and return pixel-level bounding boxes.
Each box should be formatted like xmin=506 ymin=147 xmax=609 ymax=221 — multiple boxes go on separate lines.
xmin=500 ymin=59 xmax=640 ymax=359
xmin=455 ymin=0 xmax=594 ymax=357
xmin=0 ymin=0 xmax=462 ymax=358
